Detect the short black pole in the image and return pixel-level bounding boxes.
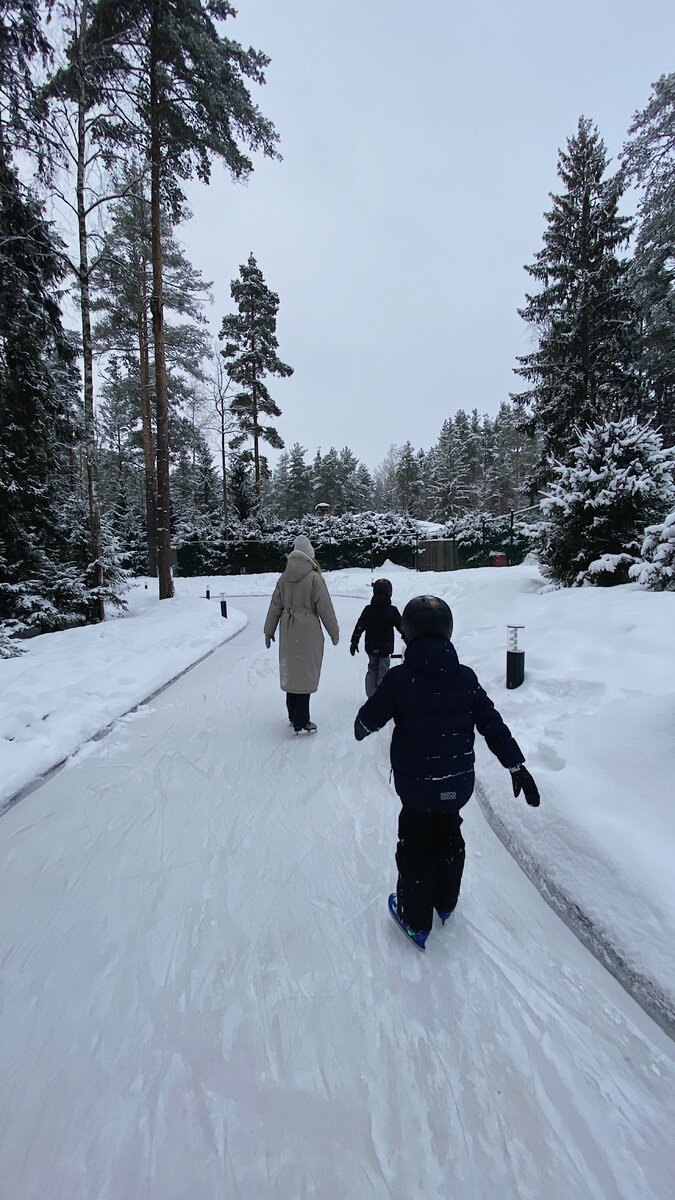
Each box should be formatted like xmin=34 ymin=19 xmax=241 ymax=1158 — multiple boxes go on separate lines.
xmin=206 ymin=586 xmax=210 ymax=600
xmin=220 ymin=594 xmax=227 ymax=618
xmin=506 ymin=624 xmax=525 ymax=689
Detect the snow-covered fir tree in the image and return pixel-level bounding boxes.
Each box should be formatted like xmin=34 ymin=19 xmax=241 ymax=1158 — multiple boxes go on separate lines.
xmin=220 ymin=254 xmax=292 ymax=493
xmin=286 ymin=444 xmax=313 ymax=518
xmin=0 ymin=5 xmax=95 ymax=643
xmin=428 ymin=418 xmax=470 ymax=520
xmin=630 ymin=508 xmax=675 ymax=591
xmin=514 ymin=117 xmax=637 ymax=477
xmin=540 ymin=416 xmax=675 ymax=587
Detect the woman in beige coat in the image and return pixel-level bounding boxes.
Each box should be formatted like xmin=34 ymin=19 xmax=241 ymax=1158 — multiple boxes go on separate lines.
xmin=264 ymin=535 xmax=340 ymax=733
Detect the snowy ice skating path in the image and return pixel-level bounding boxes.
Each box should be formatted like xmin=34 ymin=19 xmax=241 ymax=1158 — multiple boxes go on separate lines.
xmin=1 ymin=597 xmax=674 ymax=1200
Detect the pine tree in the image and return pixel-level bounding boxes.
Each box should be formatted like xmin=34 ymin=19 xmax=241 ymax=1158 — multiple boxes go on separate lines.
xmin=42 ymin=0 xmax=140 ymax=621
xmin=623 ymin=75 xmax=675 ymax=440
xmin=540 ymin=416 xmax=675 ymax=586
xmin=92 ymin=171 xmax=213 ymax=572
xmin=220 ymin=253 xmax=292 ymax=493
xmin=514 ymin=117 xmax=636 ymax=477
xmin=87 ymin=0 xmax=279 ymax=598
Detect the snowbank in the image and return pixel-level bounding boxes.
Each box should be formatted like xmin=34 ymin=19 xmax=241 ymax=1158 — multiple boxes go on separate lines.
xmin=0 ymin=580 xmax=246 ymax=809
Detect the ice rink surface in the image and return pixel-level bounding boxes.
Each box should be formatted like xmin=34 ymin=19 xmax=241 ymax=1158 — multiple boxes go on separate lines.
xmin=1 ymin=597 xmax=674 ymax=1200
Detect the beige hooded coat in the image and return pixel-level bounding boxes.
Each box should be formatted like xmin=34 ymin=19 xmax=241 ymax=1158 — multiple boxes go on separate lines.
xmin=264 ymin=551 xmax=340 ymax=693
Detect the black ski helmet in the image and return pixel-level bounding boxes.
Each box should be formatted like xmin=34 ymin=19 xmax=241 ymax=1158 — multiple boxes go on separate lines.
xmin=401 ymin=595 xmax=453 ymax=642
xmin=371 ymin=577 xmax=393 ymax=599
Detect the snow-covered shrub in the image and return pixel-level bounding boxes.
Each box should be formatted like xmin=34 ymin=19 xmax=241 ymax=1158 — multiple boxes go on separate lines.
xmin=630 ymin=509 xmax=675 ymax=590
xmin=446 ymin=510 xmax=536 ymax=568
xmin=0 ymin=628 xmax=23 ymax=658
xmin=539 ymin=416 xmax=675 ymax=587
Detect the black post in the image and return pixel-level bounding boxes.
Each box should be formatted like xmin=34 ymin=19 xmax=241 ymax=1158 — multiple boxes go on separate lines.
xmin=220 ymin=597 xmax=228 ymax=618
xmin=506 ymin=625 xmax=525 ymax=689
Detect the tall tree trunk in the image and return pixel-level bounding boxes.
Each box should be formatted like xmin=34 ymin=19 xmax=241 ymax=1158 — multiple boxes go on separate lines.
xmin=76 ymin=1 xmax=104 ymax=621
xmin=220 ymin=406 xmax=228 ymax=526
xmin=149 ymin=2 xmax=173 ymax=599
xmin=252 ymin=373 xmax=260 ymax=494
xmin=138 ymin=305 xmax=158 ymax=576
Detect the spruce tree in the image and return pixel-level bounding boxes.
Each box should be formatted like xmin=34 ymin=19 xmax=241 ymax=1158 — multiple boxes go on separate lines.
xmin=428 ymin=419 xmax=470 ymax=520
xmin=514 ymin=117 xmax=636 ymax=477
xmin=540 ymin=416 xmax=675 ymax=586
xmin=0 ymin=2 xmax=93 ymax=641
xmin=286 ymin=444 xmax=313 ymax=518
xmin=395 ymin=441 xmax=423 ymax=515
xmin=228 ymin=451 xmax=254 ymax=522
xmin=631 ymin=509 xmax=675 ymax=591
xmin=220 ymin=253 xmax=292 ymax=493
xmin=623 ymin=75 xmax=675 ymax=440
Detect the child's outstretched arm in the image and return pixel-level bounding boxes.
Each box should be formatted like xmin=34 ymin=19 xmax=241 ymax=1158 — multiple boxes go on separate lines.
xmin=474 ymin=680 xmax=540 ymax=806
xmin=354 ymin=671 xmax=397 ymax=740
xmin=473 ymin=681 xmax=524 ymax=767
xmin=350 ymin=607 xmax=368 ymax=655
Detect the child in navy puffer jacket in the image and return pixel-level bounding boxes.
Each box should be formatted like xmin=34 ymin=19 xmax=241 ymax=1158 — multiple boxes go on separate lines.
xmin=350 ymin=578 xmax=403 ymax=697
xmin=354 ymin=594 xmax=540 ymax=949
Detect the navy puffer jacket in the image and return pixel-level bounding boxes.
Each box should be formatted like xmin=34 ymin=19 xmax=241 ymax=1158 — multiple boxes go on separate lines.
xmin=354 ymin=637 xmax=524 ymax=812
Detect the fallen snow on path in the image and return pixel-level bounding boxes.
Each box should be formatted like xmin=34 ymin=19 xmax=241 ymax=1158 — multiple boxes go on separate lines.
xmin=1 ymin=595 xmax=674 ymax=1200
xmin=0 ymin=581 xmax=246 ymax=808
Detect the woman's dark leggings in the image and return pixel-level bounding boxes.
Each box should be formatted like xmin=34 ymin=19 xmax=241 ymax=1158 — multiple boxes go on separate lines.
xmin=396 ymin=806 xmax=466 ymax=934
xmin=286 ymin=692 xmax=310 ymax=731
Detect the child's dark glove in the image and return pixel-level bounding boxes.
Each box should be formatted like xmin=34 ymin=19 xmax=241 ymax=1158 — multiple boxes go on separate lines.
xmin=354 ymin=716 xmax=370 ymax=741
xmin=350 ymin=642 xmax=358 ymax=656
xmin=511 ymin=764 xmax=540 ymax=807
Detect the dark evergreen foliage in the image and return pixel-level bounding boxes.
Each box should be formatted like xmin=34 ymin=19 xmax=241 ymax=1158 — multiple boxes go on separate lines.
xmin=0 ymin=158 xmax=84 ymax=637
xmin=623 ymin=74 xmax=675 ymax=440
xmin=514 ymin=117 xmax=637 ymax=477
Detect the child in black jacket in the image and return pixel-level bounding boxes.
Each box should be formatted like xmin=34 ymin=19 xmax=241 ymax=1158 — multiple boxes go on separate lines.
xmin=350 ymin=578 xmax=403 ymax=697
xmin=354 ymin=594 xmax=540 ymax=950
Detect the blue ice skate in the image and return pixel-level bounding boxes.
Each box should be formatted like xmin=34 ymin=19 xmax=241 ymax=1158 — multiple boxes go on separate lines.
xmin=436 ymin=905 xmax=456 ymax=926
xmin=388 ymin=893 xmax=428 ymax=951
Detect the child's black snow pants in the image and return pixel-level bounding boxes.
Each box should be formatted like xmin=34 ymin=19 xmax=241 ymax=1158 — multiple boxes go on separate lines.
xmin=395 ymin=806 xmax=465 ymax=934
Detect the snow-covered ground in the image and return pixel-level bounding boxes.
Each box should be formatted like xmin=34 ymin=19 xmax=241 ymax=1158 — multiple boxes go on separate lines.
xmin=1 ymin=568 xmax=675 ymax=1198
xmin=0 ymin=583 xmax=246 ymax=810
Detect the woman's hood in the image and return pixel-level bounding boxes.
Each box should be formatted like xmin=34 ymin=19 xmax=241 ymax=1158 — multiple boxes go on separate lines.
xmin=284 ymin=550 xmax=316 ymax=582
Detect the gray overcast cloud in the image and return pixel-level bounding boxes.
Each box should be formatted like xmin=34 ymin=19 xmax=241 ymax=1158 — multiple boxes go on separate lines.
xmin=180 ymin=0 xmax=675 ymax=469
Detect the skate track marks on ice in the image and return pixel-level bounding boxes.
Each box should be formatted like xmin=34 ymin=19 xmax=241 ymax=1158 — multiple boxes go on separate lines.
xmin=1 ymin=597 xmax=674 ymax=1200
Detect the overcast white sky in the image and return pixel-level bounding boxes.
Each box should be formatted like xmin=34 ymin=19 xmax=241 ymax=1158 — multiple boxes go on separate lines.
xmin=180 ymin=0 xmax=675 ymax=469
